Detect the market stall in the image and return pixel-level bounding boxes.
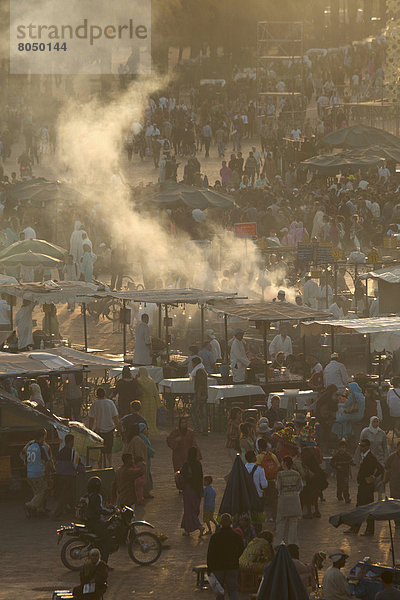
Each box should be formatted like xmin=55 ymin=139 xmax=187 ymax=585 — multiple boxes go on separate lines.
xmin=301 ymin=317 xmax=400 ymax=376
xmin=208 ymin=302 xmax=330 ymax=389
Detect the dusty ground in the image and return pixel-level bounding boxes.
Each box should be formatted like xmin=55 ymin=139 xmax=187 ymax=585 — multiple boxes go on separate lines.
xmin=1 ymin=429 xmax=399 ymax=600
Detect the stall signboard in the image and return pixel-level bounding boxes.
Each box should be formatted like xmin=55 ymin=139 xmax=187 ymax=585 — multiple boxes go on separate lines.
xmin=234 ymin=222 xmax=257 ymax=238
xmin=297 ymin=242 xmax=333 ymax=264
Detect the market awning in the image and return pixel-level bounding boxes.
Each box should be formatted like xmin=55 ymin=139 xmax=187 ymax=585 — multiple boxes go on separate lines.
xmin=300 ymin=317 xmax=400 ymax=336
xmin=208 ymin=302 xmax=330 ymax=322
xmin=135 ymin=181 xmax=236 ymax=210
xmin=0 ymin=351 xmax=82 ymax=377
xmin=0 ymin=281 xmax=110 ymax=304
xmin=359 ymin=265 xmax=400 ymax=284
xmin=110 ymin=288 xmax=243 ymax=305
xmin=47 ymin=347 xmax=126 ymax=370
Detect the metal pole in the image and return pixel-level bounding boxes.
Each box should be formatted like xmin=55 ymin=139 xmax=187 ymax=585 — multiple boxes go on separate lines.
xmin=302 ymin=333 xmax=307 ymax=385
xmin=82 ymin=302 xmax=88 ymax=352
xmin=365 ymin=277 xmax=369 ymax=317
xmin=200 ymin=305 xmax=205 ymax=344
xmin=165 ymin=304 xmax=169 ymax=362
xmin=224 ymin=313 xmax=229 ymax=362
xmin=158 ymin=304 xmax=162 ymax=338
xmin=263 ymin=321 xmax=268 ymax=383
xmin=122 ymin=299 xmax=127 ymax=358
xmin=10 ymin=304 xmax=13 ymax=329
xmin=334 ymin=263 xmax=338 ymax=297
xmin=367 ymin=334 xmax=372 ymax=373
xmin=354 ymin=264 xmax=358 ymax=313
xmin=331 ymin=325 xmax=335 ymax=353
xmin=325 ymin=268 xmax=329 ymax=309
xmin=389 ymin=520 xmax=396 ymax=567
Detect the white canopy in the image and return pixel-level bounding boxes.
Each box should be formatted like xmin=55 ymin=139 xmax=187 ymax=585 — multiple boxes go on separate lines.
xmin=300 ymin=317 xmax=400 ymax=336
xmin=300 ymin=317 xmax=400 ymax=352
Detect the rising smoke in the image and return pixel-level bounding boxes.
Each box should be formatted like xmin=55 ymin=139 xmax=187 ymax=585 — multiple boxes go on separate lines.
xmin=55 ymin=77 xmax=294 ymax=301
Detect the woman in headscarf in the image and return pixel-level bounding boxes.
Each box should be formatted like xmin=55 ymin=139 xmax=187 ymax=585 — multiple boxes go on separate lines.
xmin=29 ymin=382 xmax=45 ymax=407
xmin=136 ymin=367 xmax=162 ymax=436
xmin=80 ymin=243 xmax=97 ymax=283
xmin=332 ymin=382 xmax=365 ymax=440
xmin=287 ymin=222 xmax=298 ymax=247
xmin=358 ymin=416 xmax=388 ymax=500
xmin=138 ymin=422 xmax=155 ymax=496
xmin=180 ymin=446 xmax=205 ymax=537
xmin=295 ymin=221 xmax=309 ymax=244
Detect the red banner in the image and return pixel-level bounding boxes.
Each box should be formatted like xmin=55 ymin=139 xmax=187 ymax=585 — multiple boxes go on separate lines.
xmin=234 ymin=222 xmax=257 ymax=238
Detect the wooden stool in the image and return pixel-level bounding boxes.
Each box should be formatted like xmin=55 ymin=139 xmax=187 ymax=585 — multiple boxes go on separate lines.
xmin=192 ymin=565 xmax=208 ymax=589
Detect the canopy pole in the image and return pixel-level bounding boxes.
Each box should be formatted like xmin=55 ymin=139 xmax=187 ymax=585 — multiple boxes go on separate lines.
xmin=82 ymin=303 xmax=88 ymax=352
xmin=10 ymin=304 xmax=13 ymax=330
xmin=165 ymin=304 xmax=169 ymax=362
xmin=200 ymin=305 xmax=205 ymax=344
xmin=354 ymin=264 xmax=358 ymax=313
xmin=389 ymin=520 xmax=396 ymax=567
xmin=122 ymin=299 xmax=127 ymax=358
xmin=325 ymin=268 xmax=329 ymax=309
xmin=367 ymin=333 xmax=372 ymax=373
xmin=365 ymin=277 xmax=369 ymax=317
xmin=264 ymin=321 xmax=270 ymax=384
xmin=224 ymin=313 xmax=228 ymax=362
xmin=158 ymin=304 xmax=162 ymax=338
xmin=334 ymin=262 xmax=338 ymax=297
xmin=331 ymin=325 xmax=335 ymax=353
xmin=302 ymin=333 xmax=307 ymax=386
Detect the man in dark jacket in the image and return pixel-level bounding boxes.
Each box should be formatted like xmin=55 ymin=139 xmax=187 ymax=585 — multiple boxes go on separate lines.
xmin=207 ymin=513 xmax=244 ymax=599
xmin=73 ymin=548 xmax=108 ymax=599
xmin=345 ymin=438 xmax=384 ymax=536
xmin=52 ymin=433 xmax=84 ymax=518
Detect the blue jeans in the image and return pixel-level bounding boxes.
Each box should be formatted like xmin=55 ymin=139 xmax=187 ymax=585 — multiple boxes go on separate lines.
xmin=213 ymin=570 xmax=239 ymax=600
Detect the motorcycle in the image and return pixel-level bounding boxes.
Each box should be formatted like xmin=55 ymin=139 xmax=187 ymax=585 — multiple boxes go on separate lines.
xmin=57 ymin=506 xmax=162 ymax=570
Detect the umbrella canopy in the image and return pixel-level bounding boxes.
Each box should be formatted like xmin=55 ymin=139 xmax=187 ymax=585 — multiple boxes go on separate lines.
xmin=137 ymin=181 xmax=236 ymax=210
xmin=300 ymin=145 xmax=400 ymax=175
xmin=218 ymin=454 xmax=262 ymax=521
xmin=0 ymin=239 xmax=67 ymax=260
xmin=9 ymin=179 xmax=82 ymax=204
xmin=0 ymin=250 xmax=62 ymax=268
xmin=320 ymin=124 xmax=400 ymax=149
xmin=329 ymin=498 xmax=400 ymax=527
xmin=257 ymin=544 xmax=310 ymax=600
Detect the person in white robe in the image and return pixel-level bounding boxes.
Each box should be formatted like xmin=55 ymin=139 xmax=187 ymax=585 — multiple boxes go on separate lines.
xmin=302 ymin=273 xmax=319 ymax=309
xmin=230 ymin=328 xmax=250 ymax=383
xmin=133 ymin=313 xmax=152 ymax=365
xmin=15 ymin=300 xmax=35 ymax=350
xmin=22 ymin=226 xmax=36 ymax=240
xmin=269 ymin=325 xmax=293 ymax=358
xmin=70 ymin=221 xmax=84 ymax=273
xmin=206 ymin=329 xmax=222 ymax=361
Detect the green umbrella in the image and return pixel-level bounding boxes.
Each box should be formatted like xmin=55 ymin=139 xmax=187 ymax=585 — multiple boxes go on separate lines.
xmin=0 ymin=239 xmax=67 ymax=260
xmin=0 ymin=250 xmax=62 ymax=268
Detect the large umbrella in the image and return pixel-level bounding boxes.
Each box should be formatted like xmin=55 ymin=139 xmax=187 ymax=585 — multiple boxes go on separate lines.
xmin=0 ymin=239 xmax=67 ymax=260
xmin=218 ymin=454 xmax=263 ymax=523
xmin=300 ymin=145 xmax=400 ymax=175
xmin=137 ymin=181 xmax=236 ymax=210
xmin=9 ymin=179 xmax=82 ymax=204
xmin=0 ymin=250 xmax=62 ymax=268
xmin=257 ymin=544 xmax=310 ymax=600
xmin=320 ymin=124 xmax=400 ymax=149
xmin=330 ymin=498 xmax=400 ymax=565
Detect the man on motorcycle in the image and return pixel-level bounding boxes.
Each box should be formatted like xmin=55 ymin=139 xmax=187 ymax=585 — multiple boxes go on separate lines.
xmin=85 ymin=477 xmax=114 ymax=563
